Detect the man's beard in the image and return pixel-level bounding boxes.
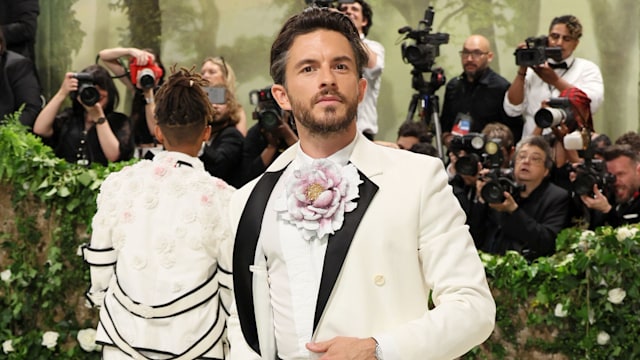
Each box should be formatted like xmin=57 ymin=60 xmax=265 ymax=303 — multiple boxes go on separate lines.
xmin=291 ymin=90 xmax=358 ymax=136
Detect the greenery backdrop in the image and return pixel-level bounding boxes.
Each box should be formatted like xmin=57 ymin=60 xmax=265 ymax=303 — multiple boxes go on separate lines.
xmin=34 ymin=0 xmax=640 ymax=143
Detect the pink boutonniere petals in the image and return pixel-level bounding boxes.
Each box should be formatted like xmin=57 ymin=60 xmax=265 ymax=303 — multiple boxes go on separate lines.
xmin=275 ymin=159 xmax=363 ymax=241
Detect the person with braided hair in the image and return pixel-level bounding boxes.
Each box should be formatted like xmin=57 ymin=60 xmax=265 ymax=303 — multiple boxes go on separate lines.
xmin=83 ymin=67 xmax=235 ymax=359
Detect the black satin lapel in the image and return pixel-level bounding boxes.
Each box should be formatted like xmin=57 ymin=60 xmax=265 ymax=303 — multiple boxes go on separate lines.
xmin=233 ymin=168 xmax=286 ymax=355
xmin=313 ymin=170 xmax=379 ymax=331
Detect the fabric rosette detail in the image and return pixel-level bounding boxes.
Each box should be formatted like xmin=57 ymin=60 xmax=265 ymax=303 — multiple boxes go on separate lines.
xmin=275 ymin=159 xmax=362 ymax=241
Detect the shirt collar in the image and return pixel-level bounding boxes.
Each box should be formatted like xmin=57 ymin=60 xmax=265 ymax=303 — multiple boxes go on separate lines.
xmin=296 ymin=134 xmax=358 ymax=168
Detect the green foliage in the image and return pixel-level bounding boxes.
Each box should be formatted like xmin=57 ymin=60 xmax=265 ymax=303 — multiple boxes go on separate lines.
xmin=465 ymin=226 xmax=640 ymax=359
xmin=0 ymin=112 xmax=135 ymax=359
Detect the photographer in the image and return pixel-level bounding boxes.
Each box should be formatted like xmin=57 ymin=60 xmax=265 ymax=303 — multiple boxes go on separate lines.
xmin=199 ymin=83 xmax=244 ymax=187
xmin=33 ymin=64 xmax=134 ymax=166
xmin=338 ymin=0 xmax=384 ymax=140
xmin=241 ymin=108 xmax=297 ymax=186
xmin=98 ymin=47 xmax=165 ymax=157
xmin=472 ymin=135 xmax=570 ymax=260
xmin=449 ymin=123 xmax=514 ymax=246
xmin=581 ymin=144 xmax=640 ymax=228
xmin=504 ymin=15 xmax=603 ymax=140
xmin=441 ymin=35 xmax=523 ymax=146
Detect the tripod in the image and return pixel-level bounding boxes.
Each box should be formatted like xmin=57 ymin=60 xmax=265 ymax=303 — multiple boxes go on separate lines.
xmin=403 ymin=67 xmax=446 ymax=161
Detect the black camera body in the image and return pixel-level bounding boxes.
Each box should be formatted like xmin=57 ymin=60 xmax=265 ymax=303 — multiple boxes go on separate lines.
xmin=534 ymin=97 xmax=575 ymax=129
xmin=398 ymin=6 xmax=449 ymax=73
xmin=450 ymin=133 xmax=504 ymax=177
xmin=72 ymin=72 xmax=100 ymax=106
xmin=481 ymin=170 xmax=526 ymax=204
xmin=572 ymin=158 xmax=616 ymax=197
xmin=304 ymin=0 xmax=352 ymax=8
xmin=249 ymin=86 xmax=283 ymax=132
xmin=514 ymin=35 xmax=563 ymax=67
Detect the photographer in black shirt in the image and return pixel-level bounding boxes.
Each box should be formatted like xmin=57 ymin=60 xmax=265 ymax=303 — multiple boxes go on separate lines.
xmin=581 ymin=144 xmax=640 ymax=228
xmin=240 ymin=86 xmax=298 ymax=185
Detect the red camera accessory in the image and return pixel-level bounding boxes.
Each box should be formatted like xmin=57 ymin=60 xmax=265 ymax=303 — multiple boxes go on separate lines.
xmin=129 ymin=57 xmax=163 ymax=89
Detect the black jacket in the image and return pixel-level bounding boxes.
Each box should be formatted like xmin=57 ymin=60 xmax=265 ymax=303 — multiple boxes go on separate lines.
xmin=441 ymin=68 xmax=523 ymax=142
xmin=472 ymin=179 xmax=571 ymax=260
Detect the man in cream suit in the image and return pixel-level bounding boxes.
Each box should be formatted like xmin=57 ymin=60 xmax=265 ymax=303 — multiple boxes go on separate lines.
xmin=228 ymin=7 xmax=495 ymax=360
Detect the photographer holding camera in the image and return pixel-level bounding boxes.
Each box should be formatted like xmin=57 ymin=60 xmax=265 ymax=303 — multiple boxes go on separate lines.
xmin=581 ymin=144 xmax=640 ymax=228
xmin=240 ymin=86 xmax=298 ymax=185
xmin=33 ymin=64 xmax=134 ymax=166
xmin=472 ymin=135 xmax=570 ymax=260
xmin=504 ymin=15 xmax=603 ymax=140
xmin=449 ymin=123 xmax=513 ymax=245
xmin=199 ymin=83 xmax=245 ymax=187
xmin=338 ymin=0 xmax=384 ymax=140
xmin=98 ymin=47 xmax=165 ymax=158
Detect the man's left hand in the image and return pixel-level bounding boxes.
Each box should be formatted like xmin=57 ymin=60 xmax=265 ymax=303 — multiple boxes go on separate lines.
xmin=306 ymin=336 xmax=377 ymax=359
xmin=489 ymin=191 xmax=519 ymax=213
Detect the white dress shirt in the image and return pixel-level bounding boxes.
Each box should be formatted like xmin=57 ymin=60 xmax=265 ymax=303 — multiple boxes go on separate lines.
xmin=259 ymin=139 xmax=356 ymax=359
xmin=503 ymin=55 xmax=604 ymax=139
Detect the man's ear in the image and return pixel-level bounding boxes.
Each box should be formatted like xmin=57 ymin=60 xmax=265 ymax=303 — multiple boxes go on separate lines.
xmin=202 ymin=125 xmax=211 ymax=143
xmin=357 ymin=77 xmax=367 ymax=104
xmin=271 ymin=84 xmax=291 ymax=111
xmin=154 ymin=124 xmax=164 ymax=145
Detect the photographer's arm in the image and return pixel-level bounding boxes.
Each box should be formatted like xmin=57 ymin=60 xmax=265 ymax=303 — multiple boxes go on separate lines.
xmin=33 ymin=72 xmax=76 ymax=138
xmin=98 ymin=47 xmax=152 ymax=92
xmin=143 ymin=87 xmax=157 ymax=136
xmin=506 ymin=66 xmax=528 ymax=106
xmin=85 ymin=104 xmax=122 ymax=162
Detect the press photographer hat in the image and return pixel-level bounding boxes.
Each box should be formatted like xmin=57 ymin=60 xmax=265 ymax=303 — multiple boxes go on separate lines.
xmin=559 ymin=87 xmax=593 ymax=132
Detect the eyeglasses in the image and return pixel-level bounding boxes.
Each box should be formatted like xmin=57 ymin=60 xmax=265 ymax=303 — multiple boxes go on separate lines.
xmin=548 ymin=33 xmax=575 ymax=42
xmin=459 ymin=50 xmax=489 ymax=59
xmin=515 ymin=153 xmax=545 ymax=165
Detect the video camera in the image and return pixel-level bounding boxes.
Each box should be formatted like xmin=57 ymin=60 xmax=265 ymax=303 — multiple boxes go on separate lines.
xmin=398 ymin=6 xmax=449 ymax=73
xmin=534 ymin=97 xmax=575 ymax=130
xmin=449 ymin=133 xmax=504 ymax=177
xmin=514 ymin=35 xmax=563 ymax=67
xmin=304 ymin=0 xmax=353 ymax=8
xmin=72 ymin=72 xmax=100 ymax=106
xmin=249 ymin=86 xmax=284 ymax=132
xmin=130 ymin=57 xmax=164 ymax=89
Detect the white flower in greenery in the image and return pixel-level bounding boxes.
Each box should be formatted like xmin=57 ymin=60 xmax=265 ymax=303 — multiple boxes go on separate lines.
xmin=607 ymin=288 xmax=626 ymax=304
xmin=597 ymin=331 xmax=610 ymax=345
xmin=77 ymin=328 xmax=99 ymax=352
xmin=588 ymin=308 xmax=595 ymax=325
xmin=615 ymin=226 xmax=638 ymax=241
xmin=41 ymin=331 xmax=59 ymax=349
xmin=0 ymin=269 xmax=11 ymax=283
xmin=554 ymin=303 xmax=568 ymax=318
xmin=2 ymin=339 xmax=14 ymax=354
xmin=580 ymin=230 xmax=595 ymax=241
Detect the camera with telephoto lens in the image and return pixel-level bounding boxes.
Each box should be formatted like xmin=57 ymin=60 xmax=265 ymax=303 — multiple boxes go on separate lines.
xmin=534 ymin=97 xmax=575 ymax=129
xmin=449 ymin=133 xmax=504 ymax=177
xmin=304 ymin=0 xmax=352 ymax=8
xmin=71 ymin=72 xmax=100 ymax=106
xmin=249 ymin=86 xmax=283 ymax=132
xmin=398 ymin=6 xmax=449 ymax=73
xmin=129 ymin=57 xmax=164 ymax=89
xmin=514 ymin=35 xmax=563 ymax=66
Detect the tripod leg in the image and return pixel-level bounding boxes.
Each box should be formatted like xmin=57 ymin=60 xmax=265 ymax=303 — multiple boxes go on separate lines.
xmin=404 ymin=94 xmax=420 ymax=124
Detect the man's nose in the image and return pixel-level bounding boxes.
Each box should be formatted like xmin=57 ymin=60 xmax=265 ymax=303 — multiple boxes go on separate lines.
xmin=319 ymin=67 xmax=337 ymax=87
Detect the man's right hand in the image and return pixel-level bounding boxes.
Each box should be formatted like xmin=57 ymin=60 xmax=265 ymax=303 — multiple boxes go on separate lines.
xmin=580 ymin=185 xmax=612 ymax=213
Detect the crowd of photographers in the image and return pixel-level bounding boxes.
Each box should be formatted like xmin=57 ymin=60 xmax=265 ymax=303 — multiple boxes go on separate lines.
xmin=3 ymin=1 xmax=640 ymax=262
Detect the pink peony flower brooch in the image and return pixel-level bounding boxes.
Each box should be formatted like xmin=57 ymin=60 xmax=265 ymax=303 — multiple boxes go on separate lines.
xmin=275 ymin=159 xmax=362 ymax=241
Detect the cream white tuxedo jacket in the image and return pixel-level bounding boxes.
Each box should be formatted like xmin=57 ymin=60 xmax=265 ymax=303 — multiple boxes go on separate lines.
xmin=227 ymin=134 xmax=495 ymax=360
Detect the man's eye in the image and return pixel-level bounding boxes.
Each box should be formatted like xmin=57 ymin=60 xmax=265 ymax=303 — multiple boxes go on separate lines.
xmin=336 ymin=64 xmax=348 ymax=70
xmin=302 ymin=66 xmax=313 ymax=73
